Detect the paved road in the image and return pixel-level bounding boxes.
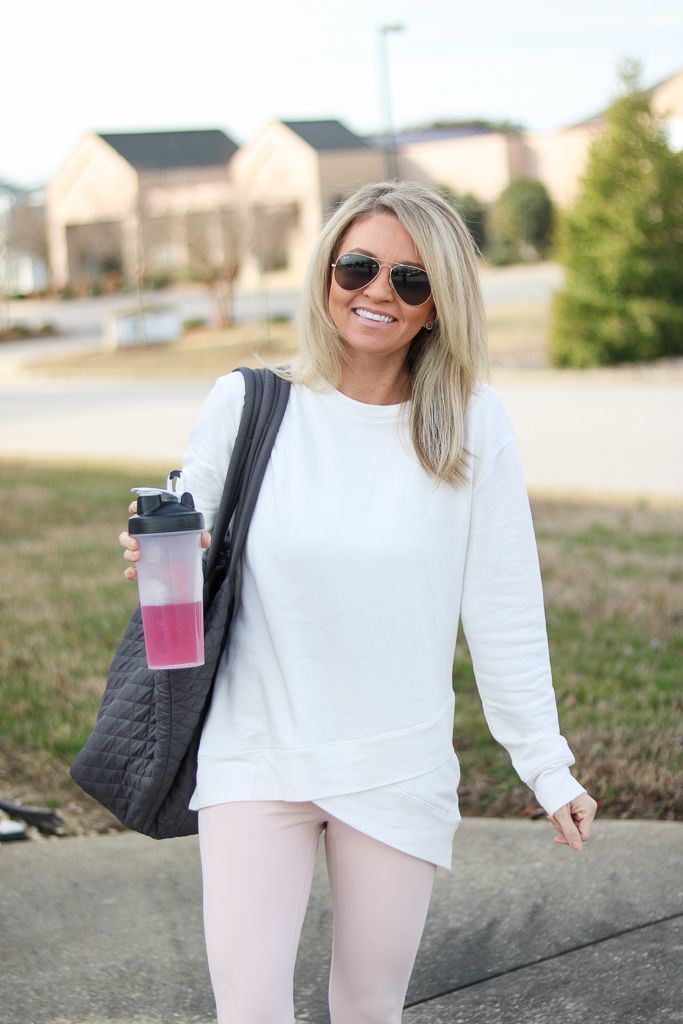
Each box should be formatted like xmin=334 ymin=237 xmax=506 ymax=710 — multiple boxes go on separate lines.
xmin=1 ymin=818 xmax=681 ymax=1024
xmin=1 ymin=369 xmax=681 ymax=500
xmin=5 ymin=263 xmax=563 ymax=331
xmin=2 ymin=262 xmax=681 ymax=500
xmin=0 ymin=264 xmax=563 ymax=372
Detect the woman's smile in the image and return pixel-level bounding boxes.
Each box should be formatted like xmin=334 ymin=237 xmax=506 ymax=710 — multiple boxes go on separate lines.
xmin=352 ymin=306 xmax=397 ymax=325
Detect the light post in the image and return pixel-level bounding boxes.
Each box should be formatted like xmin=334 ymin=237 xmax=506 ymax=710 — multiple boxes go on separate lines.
xmin=378 ymin=23 xmax=405 ymax=180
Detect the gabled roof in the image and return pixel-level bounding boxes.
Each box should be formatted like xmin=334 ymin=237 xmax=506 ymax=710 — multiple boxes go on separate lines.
xmin=282 ymin=120 xmax=369 ymax=151
xmin=368 ymin=125 xmax=495 ymax=146
xmin=97 ymin=129 xmax=238 ymax=170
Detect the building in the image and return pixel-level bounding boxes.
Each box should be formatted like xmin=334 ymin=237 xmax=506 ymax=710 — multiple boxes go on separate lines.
xmin=397 ymin=68 xmax=683 ymax=208
xmin=230 ymin=119 xmax=386 ymax=289
xmin=46 ymin=129 xmax=238 ymax=291
xmin=42 ymin=69 xmax=683 ymax=294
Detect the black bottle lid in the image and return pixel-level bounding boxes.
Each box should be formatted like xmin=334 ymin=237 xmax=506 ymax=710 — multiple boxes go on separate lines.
xmin=128 ymin=488 xmax=205 ymax=535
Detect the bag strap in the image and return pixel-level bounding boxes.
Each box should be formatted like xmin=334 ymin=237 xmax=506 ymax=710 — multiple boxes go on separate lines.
xmin=203 ymin=367 xmax=290 ymax=583
xmin=203 ymin=367 xmax=259 ymax=580
xmin=228 ymin=368 xmax=291 ymax=577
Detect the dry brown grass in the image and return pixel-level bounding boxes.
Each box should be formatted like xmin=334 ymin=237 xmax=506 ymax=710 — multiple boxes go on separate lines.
xmin=1 ymin=464 xmax=681 ymax=835
xmin=26 ymin=323 xmax=299 ymax=379
xmin=455 ymin=496 xmax=683 ymax=820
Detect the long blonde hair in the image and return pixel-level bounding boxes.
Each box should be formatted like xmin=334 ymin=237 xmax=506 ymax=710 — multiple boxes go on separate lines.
xmin=275 ymin=180 xmax=489 ymax=486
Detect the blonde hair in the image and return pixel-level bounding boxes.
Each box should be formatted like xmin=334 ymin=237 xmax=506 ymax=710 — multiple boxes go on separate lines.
xmin=274 ymin=180 xmax=490 ymax=486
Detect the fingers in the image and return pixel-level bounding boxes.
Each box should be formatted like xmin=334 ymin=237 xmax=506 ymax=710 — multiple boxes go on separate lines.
xmin=573 ymin=793 xmax=598 ymax=841
xmin=547 ymin=794 xmax=598 ymax=854
xmin=553 ymin=805 xmax=584 ymax=852
xmin=119 ymin=529 xmax=139 ymax=581
xmin=201 ymin=530 xmax=212 ymax=548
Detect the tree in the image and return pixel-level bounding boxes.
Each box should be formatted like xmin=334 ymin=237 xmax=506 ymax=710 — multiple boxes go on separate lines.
xmin=551 ymin=60 xmax=683 ymax=367
xmin=490 ymin=179 xmax=554 ymax=263
xmin=436 ymin=185 xmax=488 ymax=253
xmin=404 ymin=118 xmax=525 ymax=136
xmin=185 ymin=207 xmax=241 ymax=328
xmin=7 ymin=199 xmax=48 ymax=270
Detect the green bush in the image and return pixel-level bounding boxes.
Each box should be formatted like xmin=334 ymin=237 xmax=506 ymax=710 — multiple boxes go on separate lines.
xmin=490 ymin=179 xmax=554 ymax=262
xmin=551 ymin=61 xmax=683 ymax=367
xmin=436 ymin=185 xmax=488 ymax=253
xmin=182 ymin=317 xmax=208 ymax=332
xmin=143 ymin=270 xmax=174 ymax=290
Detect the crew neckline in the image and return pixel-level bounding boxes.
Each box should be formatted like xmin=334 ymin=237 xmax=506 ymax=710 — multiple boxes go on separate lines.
xmin=318 ymin=385 xmax=410 ymax=422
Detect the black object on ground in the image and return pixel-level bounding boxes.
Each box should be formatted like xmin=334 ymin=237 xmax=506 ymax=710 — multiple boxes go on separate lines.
xmin=0 ymin=800 xmax=65 ymax=836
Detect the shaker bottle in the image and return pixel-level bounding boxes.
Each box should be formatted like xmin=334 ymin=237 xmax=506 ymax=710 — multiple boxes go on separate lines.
xmin=128 ymin=480 xmax=205 ymax=670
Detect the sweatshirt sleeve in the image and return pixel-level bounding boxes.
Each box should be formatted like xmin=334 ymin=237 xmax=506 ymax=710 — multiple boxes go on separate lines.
xmin=180 ymin=371 xmax=246 ymax=534
xmin=459 ymin=427 xmax=586 ymax=816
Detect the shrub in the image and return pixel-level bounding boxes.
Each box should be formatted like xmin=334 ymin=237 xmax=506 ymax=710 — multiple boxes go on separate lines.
xmin=182 ymin=318 xmax=208 ymax=333
xmin=143 ymin=271 xmax=174 ymax=290
xmin=551 ymin=61 xmax=683 ymax=367
xmin=490 ymin=179 xmax=554 ymax=262
xmin=436 ymin=185 xmax=488 ymax=253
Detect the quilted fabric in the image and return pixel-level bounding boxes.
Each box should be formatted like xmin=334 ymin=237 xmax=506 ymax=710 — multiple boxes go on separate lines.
xmin=69 ymin=566 xmax=236 ymax=838
xmin=69 ymin=368 xmax=290 ymax=839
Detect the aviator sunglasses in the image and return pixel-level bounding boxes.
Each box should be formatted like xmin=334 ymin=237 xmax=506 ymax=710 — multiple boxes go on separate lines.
xmin=331 ymin=252 xmax=432 ymax=307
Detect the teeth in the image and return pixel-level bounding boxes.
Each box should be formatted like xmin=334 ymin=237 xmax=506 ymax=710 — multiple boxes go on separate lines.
xmin=354 ymin=308 xmax=395 ymax=323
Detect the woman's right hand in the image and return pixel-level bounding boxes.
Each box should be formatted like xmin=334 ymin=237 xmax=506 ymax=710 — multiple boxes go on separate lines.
xmin=119 ymin=500 xmax=212 ymax=581
xmin=119 ymin=501 xmax=140 ymax=580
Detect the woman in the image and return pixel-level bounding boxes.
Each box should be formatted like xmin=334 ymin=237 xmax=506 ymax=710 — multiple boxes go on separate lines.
xmin=120 ymin=180 xmax=596 ymax=1024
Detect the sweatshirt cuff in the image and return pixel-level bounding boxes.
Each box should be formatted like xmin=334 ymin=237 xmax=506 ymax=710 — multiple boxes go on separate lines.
xmin=532 ymin=766 xmax=586 ymax=816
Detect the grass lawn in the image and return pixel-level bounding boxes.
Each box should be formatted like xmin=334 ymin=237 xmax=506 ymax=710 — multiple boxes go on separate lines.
xmin=1 ymin=462 xmax=681 ymax=836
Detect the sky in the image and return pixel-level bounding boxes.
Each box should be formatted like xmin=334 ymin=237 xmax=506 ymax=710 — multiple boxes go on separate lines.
xmin=3 ymin=0 xmax=682 ymax=189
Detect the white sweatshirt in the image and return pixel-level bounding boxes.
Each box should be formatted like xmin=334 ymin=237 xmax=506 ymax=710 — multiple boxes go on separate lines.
xmin=183 ymin=372 xmax=585 ymax=869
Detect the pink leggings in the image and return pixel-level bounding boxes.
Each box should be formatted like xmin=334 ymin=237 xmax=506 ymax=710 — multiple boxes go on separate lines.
xmin=198 ymin=800 xmax=436 ymax=1024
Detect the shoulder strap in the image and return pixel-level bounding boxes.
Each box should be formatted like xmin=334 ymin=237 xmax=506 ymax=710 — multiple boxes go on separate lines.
xmin=203 ymin=367 xmax=290 ymax=583
xmin=228 ymin=368 xmax=291 ymax=576
xmin=202 ymin=367 xmax=259 ymax=580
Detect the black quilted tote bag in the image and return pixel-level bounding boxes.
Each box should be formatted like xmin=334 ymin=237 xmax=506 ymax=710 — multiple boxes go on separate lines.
xmin=69 ymin=368 xmax=290 ymax=839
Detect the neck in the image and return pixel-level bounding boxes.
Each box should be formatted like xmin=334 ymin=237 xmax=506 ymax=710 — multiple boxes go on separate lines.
xmin=338 ymin=354 xmax=411 ymax=406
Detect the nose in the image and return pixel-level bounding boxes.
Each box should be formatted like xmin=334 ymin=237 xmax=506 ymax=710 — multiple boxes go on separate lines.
xmin=363 ymin=264 xmax=394 ymax=301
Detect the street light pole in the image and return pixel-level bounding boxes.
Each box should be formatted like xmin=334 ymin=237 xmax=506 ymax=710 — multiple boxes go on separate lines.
xmin=378 ymin=23 xmax=404 ymax=180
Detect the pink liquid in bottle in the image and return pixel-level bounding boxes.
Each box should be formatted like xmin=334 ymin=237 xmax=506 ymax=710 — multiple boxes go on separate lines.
xmin=141 ymin=601 xmax=204 ymax=669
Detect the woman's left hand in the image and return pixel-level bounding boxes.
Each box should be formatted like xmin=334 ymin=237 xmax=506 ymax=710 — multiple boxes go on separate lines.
xmin=547 ymin=793 xmax=597 ymax=852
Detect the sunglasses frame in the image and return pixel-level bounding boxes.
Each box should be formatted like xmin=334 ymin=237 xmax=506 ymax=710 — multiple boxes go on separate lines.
xmin=331 ymin=252 xmax=432 ymax=307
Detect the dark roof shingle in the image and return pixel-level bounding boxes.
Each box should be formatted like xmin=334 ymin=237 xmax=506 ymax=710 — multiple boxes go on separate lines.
xmin=98 ymin=129 xmax=237 ymax=170
xmin=282 ymin=120 xmax=369 ymax=151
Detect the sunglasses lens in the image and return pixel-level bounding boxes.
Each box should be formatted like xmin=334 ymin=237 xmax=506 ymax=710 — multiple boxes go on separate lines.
xmin=391 ymin=266 xmax=431 ymax=306
xmin=333 ymin=253 xmax=379 ymax=291
xmin=333 ymin=253 xmax=432 ymax=306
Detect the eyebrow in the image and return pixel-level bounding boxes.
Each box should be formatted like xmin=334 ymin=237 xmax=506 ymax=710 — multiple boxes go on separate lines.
xmin=348 ymin=247 xmax=426 ymax=270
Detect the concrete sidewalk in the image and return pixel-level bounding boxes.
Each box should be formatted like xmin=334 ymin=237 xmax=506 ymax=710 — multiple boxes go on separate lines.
xmin=1 ymin=371 xmax=683 ymax=500
xmin=1 ymin=818 xmax=681 ymax=1024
